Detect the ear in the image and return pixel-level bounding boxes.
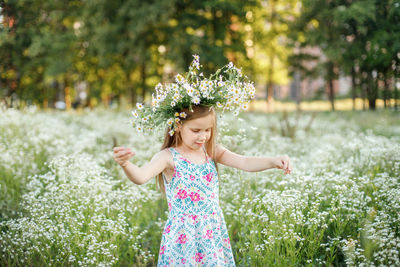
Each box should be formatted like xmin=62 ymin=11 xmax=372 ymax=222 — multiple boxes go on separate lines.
xmin=176 ymin=122 xmax=182 ymax=132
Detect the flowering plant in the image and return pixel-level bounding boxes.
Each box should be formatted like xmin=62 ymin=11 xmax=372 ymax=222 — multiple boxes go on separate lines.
xmin=132 ymin=55 xmax=256 ymax=136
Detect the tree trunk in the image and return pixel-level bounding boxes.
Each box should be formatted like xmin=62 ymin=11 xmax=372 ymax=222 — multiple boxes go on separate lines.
xmin=141 ymin=62 xmax=146 ymax=102
xmin=327 ymin=61 xmax=335 ymax=111
xmin=367 ymin=71 xmax=377 ymax=110
xmin=395 ymin=62 xmax=399 ymax=110
xmin=294 ymin=72 xmax=301 ymax=111
xmin=127 ymin=71 xmax=137 ymax=106
xmin=130 ymin=85 xmax=137 ymax=106
xmin=361 ymin=78 xmax=367 ymax=111
xmin=351 ymin=65 xmax=357 ymax=111
xmin=383 ymin=71 xmax=389 ymax=108
xmin=266 ymin=47 xmax=275 ymax=112
xmin=266 ymin=77 xmax=274 ymax=107
xmin=64 ymin=76 xmax=71 ymax=110
xmin=266 ymin=0 xmax=276 ymax=112
xmin=328 ymin=78 xmax=335 ymax=111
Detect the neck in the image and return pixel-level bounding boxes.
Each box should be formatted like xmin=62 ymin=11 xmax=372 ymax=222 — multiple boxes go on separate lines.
xmin=178 ymin=143 xmax=204 ymax=153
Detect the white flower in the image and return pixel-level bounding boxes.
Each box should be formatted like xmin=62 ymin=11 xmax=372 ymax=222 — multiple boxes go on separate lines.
xmin=175 ymin=74 xmax=185 ymax=84
xmin=168 ymin=129 xmax=175 ymax=136
xmin=185 ymin=84 xmax=194 ymax=96
xmin=152 ymin=99 xmax=159 ymax=107
xmin=192 ymin=96 xmax=200 ymax=105
xmin=136 ymin=125 xmax=143 ymax=132
xmin=131 ymin=110 xmax=138 ymax=118
xmin=155 ymin=83 xmax=163 ymax=92
xmin=128 ymin=55 xmax=255 ymax=134
xmin=167 ymin=118 xmax=174 ymax=126
xmin=241 ymin=102 xmax=249 ymax=110
xmin=192 ymin=55 xmax=200 ymax=70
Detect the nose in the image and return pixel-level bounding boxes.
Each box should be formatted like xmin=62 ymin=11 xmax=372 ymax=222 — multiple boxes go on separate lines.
xmin=199 ymin=133 xmax=206 ymax=141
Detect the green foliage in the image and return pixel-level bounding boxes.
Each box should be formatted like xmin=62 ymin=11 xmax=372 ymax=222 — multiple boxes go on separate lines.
xmin=1 ymin=0 xmax=399 ymax=110
xmin=288 ymin=0 xmax=400 ymax=110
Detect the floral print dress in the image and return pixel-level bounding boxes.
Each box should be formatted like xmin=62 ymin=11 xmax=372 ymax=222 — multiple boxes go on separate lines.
xmin=157 ymin=147 xmax=235 ymax=266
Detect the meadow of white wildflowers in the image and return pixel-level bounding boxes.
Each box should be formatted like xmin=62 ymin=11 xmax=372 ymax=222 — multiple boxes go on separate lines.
xmin=0 ymin=107 xmax=399 ymax=266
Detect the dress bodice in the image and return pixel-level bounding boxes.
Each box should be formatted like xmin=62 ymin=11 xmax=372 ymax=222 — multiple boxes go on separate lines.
xmin=163 ymin=147 xmax=220 ymax=216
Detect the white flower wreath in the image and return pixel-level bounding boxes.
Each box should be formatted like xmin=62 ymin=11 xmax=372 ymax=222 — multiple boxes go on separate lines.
xmin=132 ymin=55 xmax=256 ymax=136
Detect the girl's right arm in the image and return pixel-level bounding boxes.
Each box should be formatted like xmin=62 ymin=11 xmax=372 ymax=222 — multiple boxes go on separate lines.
xmin=113 ymin=147 xmax=170 ymax=185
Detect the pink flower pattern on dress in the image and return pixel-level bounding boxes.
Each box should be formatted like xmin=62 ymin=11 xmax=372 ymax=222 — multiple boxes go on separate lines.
xmin=160 ymin=245 xmax=165 ymax=255
xmin=224 ymin=237 xmax=232 ymax=248
xmin=164 ymin=225 xmax=171 ymax=234
xmin=195 ymin=252 xmax=205 ymax=262
xmin=176 ymin=233 xmax=187 ymax=244
xmin=205 ymin=229 xmax=213 ymax=239
xmin=205 ymin=173 xmax=213 ymax=182
xmin=157 ymin=147 xmax=236 ymax=266
xmin=189 ymin=191 xmax=201 ymax=202
xmin=190 ymin=214 xmax=199 ymax=225
xmin=176 ymin=189 xmax=187 ymax=199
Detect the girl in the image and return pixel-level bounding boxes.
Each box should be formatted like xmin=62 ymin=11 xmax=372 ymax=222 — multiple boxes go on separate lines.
xmin=113 ymin=104 xmax=291 ymax=266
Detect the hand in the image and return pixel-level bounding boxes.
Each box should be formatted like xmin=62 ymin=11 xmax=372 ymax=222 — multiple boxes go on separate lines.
xmin=113 ymin=147 xmax=135 ymax=168
xmin=274 ymin=155 xmax=291 ymax=175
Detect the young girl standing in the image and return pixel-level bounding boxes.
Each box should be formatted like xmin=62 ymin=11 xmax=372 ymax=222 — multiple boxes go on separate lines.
xmin=113 ymin=56 xmax=291 ymax=266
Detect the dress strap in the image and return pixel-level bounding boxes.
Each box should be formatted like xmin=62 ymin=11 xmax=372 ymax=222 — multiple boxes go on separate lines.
xmin=202 ymin=146 xmax=210 ymax=163
xmin=168 ymin=147 xmax=179 ymax=161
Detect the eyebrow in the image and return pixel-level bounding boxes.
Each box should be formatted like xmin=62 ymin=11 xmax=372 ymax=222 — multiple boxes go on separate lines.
xmin=190 ymin=126 xmax=213 ymax=130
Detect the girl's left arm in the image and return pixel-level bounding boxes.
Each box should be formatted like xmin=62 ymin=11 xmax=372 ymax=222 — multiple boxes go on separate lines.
xmin=215 ymin=144 xmax=291 ymax=174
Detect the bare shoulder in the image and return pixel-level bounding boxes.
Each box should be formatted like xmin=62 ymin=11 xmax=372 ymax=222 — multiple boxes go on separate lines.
xmin=155 ymin=148 xmax=174 ymax=169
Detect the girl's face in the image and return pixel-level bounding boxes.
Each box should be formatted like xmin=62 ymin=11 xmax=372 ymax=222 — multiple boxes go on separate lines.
xmin=178 ymin=113 xmax=214 ymax=151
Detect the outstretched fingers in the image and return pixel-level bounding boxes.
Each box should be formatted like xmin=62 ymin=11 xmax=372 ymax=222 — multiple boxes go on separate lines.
xmin=280 ymin=156 xmax=291 ymax=175
xmin=112 ymin=147 xmax=135 ymax=167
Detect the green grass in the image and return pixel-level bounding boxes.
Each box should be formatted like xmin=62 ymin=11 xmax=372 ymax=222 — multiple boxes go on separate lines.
xmin=0 ymin=109 xmax=399 ymax=266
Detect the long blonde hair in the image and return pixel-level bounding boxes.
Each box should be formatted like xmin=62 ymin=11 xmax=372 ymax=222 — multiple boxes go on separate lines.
xmin=156 ymin=105 xmax=218 ymax=196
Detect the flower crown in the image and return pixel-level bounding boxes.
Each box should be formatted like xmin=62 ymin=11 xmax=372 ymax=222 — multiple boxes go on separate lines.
xmin=132 ymin=55 xmax=255 ymax=136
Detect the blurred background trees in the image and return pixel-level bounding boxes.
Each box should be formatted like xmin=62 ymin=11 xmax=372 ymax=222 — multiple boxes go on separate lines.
xmin=1 ymin=0 xmax=399 ymax=111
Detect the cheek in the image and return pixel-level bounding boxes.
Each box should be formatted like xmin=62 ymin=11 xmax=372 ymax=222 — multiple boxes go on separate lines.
xmin=183 ymin=131 xmax=197 ymax=140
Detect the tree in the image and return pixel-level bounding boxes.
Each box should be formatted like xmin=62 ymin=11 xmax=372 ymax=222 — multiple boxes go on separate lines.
xmin=247 ymin=0 xmax=299 ymax=111
xmin=0 ymin=0 xmax=82 ymax=109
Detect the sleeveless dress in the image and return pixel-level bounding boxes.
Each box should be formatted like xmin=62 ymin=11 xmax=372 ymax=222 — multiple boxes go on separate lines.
xmin=157 ymin=147 xmax=236 ymax=267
